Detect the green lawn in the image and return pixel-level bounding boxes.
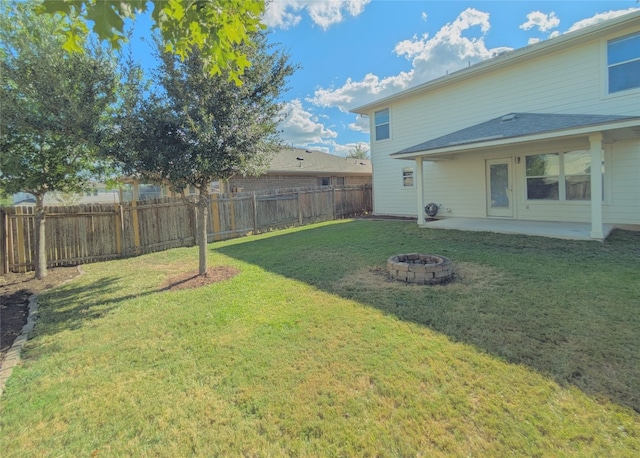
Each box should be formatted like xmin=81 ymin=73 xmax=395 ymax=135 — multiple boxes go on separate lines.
xmin=1 ymin=220 xmax=639 ymax=456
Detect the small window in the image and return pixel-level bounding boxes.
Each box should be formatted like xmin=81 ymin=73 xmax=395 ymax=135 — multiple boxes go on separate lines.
xmin=607 ymin=32 xmax=640 ymax=93
xmin=402 ymin=167 xmax=414 ymax=187
xmin=374 ymin=108 xmax=390 ymax=141
xmin=335 ymin=177 xmax=345 ymax=186
xmin=318 ymin=177 xmax=330 ymax=186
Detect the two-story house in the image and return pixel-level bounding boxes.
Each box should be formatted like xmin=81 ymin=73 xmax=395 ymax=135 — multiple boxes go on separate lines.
xmin=351 ymin=11 xmax=640 ymax=240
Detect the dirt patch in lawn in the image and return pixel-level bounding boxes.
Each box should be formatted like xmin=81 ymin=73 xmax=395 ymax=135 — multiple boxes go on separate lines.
xmin=335 ymin=262 xmax=504 ymax=292
xmin=160 ymin=266 xmax=240 ymax=291
xmin=1 ymin=267 xmax=81 ymax=364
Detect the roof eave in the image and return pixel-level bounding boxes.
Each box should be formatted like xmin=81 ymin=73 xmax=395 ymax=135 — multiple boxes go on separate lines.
xmin=391 ymin=118 xmax=640 ymax=160
xmin=350 ymin=11 xmax=640 ymax=115
xmin=266 ymin=170 xmax=372 ymax=176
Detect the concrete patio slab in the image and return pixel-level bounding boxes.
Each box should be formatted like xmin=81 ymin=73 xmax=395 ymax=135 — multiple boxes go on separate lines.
xmin=422 ymin=218 xmax=615 ymax=241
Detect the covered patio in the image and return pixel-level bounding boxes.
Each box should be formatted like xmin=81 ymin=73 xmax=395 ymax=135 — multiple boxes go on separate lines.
xmin=423 ymin=218 xmax=615 ymax=241
xmin=391 ymin=112 xmax=640 ymax=241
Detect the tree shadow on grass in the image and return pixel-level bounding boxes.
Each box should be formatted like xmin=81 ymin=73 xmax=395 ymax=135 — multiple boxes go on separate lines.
xmin=29 ymin=265 xmax=240 ymax=340
xmin=216 ymin=221 xmax=640 ymax=413
xmin=32 ymin=276 xmax=159 ymax=339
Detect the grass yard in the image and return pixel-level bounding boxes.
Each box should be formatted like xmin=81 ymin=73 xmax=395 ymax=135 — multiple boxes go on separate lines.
xmin=1 ymin=220 xmax=639 ymax=456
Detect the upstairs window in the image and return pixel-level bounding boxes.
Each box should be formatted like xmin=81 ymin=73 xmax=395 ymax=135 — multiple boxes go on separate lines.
xmin=607 ymin=32 xmax=640 ymax=93
xmin=374 ymin=108 xmax=390 ymax=141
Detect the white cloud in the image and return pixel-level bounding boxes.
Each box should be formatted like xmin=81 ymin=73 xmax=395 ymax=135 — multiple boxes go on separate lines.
xmin=263 ymin=2 xmax=302 ymax=29
xmin=519 ymin=11 xmax=560 ymax=32
xmin=348 ymin=116 xmax=369 ymax=133
xmin=521 ymin=9 xmax=638 ymax=46
xmin=333 ymin=141 xmax=370 ymax=157
xmin=394 ymin=8 xmax=508 ymax=83
xmin=567 ymin=8 xmax=639 ymax=32
xmin=309 ymin=71 xmax=414 ymax=112
xmin=278 ymin=100 xmax=372 ymax=155
xmin=279 ymin=99 xmax=338 ymax=145
xmin=264 ymin=0 xmax=371 ymax=30
xmin=309 ymin=8 xmax=510 ymax=113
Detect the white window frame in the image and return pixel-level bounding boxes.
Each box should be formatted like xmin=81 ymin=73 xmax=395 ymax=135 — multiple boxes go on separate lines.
xmin=374 ymin=108 xmax=390 ymax=141
xmin=402 ymin=167 xmax=414 ymax=188
xmin=525 ymin=151 xmax=604 ymax=202
xmin=605 ymin=31 xmax=640 ymax=95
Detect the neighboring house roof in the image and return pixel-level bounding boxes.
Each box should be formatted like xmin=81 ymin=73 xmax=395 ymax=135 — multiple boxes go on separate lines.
xmin=350 ymin=10 xmax=640 ymax=115
xmin=12 ymin=197 xmax=36 ymax=206
xmin=267 ymin=148 xmax=372 ymax=176
xmin=392 ymin=113 xmax=640 ymax=158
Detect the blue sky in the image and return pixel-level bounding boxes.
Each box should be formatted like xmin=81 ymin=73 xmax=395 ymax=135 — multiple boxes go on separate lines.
xmin=132 ymin=1 xmax=639 ymax=156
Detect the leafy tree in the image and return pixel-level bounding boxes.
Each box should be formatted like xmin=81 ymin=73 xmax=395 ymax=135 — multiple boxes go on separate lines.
xmin=0 ymin=190 xmax=11 ymax=207
xmin=347 ymin=143 xmax=370 ymax=160
xmin=39 ymin=0 xmax=266 ymax=84
xmin=107 ymin=33 xmax=296 ymax=276
xmin=0 ymin=2 xmax=117 ymax=278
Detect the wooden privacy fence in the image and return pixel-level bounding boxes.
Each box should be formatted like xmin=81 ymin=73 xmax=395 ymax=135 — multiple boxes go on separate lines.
xmin=0 ymin=184 xmax=372 ymax=274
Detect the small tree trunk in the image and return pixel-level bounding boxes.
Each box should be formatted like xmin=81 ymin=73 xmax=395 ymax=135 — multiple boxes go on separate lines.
xmin=34 ymin=193 xmax=47 ymax=279
xmin=197 ymin=186 xmax=210 ymax=276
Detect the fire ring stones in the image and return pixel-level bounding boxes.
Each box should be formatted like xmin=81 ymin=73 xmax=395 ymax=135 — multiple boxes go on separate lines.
xmin=387 ymin=253 xmax=454 ymax=285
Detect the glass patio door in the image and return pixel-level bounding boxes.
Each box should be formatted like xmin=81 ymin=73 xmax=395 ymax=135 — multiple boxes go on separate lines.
xmin=486 ymin=158 xmax=513 ymax=217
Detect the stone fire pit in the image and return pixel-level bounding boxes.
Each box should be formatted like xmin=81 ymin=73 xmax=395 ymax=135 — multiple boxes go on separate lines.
xmin=387 ymin=253 xmax=454 ymax=285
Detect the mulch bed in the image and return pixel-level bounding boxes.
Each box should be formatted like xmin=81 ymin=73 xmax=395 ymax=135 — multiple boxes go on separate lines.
xmin=160 ymin=266 xmax=240 ymax=291
xmin=1 ymin=267 xmax=81 ymax=364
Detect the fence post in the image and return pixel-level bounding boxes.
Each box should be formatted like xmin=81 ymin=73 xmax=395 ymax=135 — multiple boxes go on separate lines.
xmin=332 ymin=187 xmax=336 ymax=221
xmin=211 ymin=194 xmax=221 ymax=241
xmin=131 ymin=200 xmax=141 ymax=255
xmin=229 ymin=194 xmax=236 ymax=235
xmin=297 ymin=190 xmax=303 ymax=226
xmin=0 ymin=209 xmax=7 ymax=275
xmin=114 ymin=203 xmax=123 ymax=257
xmin=252 ymin=192 xmax=258 ymax=233
xmin=15 ymin=207 xmax=28 ymax=273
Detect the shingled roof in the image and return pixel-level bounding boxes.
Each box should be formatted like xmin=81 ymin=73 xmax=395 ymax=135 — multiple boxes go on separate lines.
xmin=269 ymin=148 xmax=372 ymax=175
xmin=392 ymin=113 xmax=640 ymax=156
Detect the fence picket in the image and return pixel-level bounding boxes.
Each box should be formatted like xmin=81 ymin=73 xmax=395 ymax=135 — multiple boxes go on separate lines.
xmin=0 ymin=185 xmax=371 ymax=273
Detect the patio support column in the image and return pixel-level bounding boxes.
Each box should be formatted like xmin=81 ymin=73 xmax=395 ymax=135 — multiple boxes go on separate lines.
xmin=589 ymin=133 xmax=604 ymax=240
xmin=416 ymin=156 xmax=425 ymax=225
